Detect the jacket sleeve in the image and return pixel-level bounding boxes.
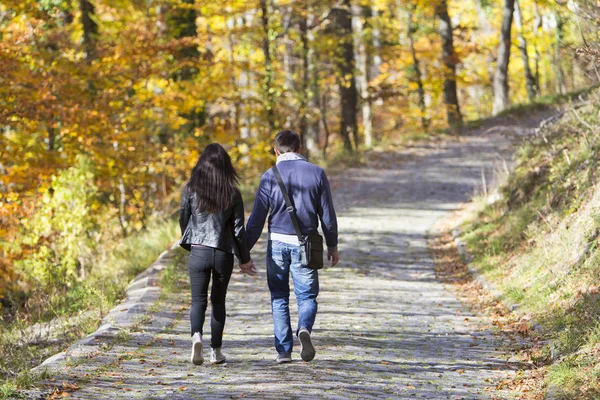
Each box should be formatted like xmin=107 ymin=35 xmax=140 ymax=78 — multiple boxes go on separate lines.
xmin=231 ymin=191 xmax=251 ymax=264
xmin=246 ymin=172 xmax=271 ymax=250
xmin=318 ymin=170 xmax=338 ymax=249
xmin=179 ymin=184 xmax=192 ymax=236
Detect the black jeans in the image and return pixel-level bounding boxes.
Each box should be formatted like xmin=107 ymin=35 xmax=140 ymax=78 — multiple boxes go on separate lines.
xmin=188 ymin=246 xmax=234 ymax=349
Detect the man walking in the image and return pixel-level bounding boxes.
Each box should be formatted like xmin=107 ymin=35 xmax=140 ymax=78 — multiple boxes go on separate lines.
xmin=246 ymin=130 xmax=339 ymax=363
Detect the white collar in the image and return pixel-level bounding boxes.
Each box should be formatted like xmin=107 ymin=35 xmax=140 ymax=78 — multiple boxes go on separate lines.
xmin=276 ymin=152 xmax=306 ymax=164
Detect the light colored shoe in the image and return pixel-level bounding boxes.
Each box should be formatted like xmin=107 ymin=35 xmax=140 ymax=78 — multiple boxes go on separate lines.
xmin=210 ymin=348 xmax=226 ymax=364
xmin=298 ymin=328 xmax=315 ymax=362
xmin=276 ymin=353 xmax=292 ymax=363
xmin=191 ymin=332 xmax=203 ymax=365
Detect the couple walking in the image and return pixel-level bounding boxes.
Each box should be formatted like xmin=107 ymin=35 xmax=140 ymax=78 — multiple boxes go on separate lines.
xmin=179 ymin=130 xmax=339 ymax=365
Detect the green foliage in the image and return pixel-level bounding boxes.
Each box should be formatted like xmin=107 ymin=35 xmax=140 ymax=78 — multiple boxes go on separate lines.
xmin=0 ymin=218 xmax=178 ymax=384
xmin=14 ymin=155 xmax=98 ymax=289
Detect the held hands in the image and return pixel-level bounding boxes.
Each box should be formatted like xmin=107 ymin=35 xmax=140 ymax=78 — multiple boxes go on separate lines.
xmin=239 ymin=258 xmax=258 ymax=277
xmin=328 ymin=248 xmax=339 ymax=267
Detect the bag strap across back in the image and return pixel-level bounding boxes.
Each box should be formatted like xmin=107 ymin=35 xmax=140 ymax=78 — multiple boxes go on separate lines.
xmin=272 ymin=165 xmax=305 ymax=245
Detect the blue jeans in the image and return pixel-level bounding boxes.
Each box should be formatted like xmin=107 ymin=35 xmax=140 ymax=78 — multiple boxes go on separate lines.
xmin=267 ymin=240 xmax=319 ymax=355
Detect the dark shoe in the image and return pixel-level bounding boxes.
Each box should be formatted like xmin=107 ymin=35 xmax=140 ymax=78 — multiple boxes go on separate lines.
xmin=276 ymin=353 xmax=292 ymax=363
xmin=298 ymin=328 xmax=315 ymax=362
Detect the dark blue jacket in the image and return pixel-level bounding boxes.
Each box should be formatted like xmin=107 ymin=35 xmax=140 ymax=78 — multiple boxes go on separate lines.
xmin=246 ymin=157 xmax=338 ymax=250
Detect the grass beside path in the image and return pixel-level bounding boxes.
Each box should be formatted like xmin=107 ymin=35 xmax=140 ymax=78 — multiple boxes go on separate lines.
xmin=458 ymin=91 xmax=600 ymax=399
xmin=0 ymin=219 xmax=179 ymax=396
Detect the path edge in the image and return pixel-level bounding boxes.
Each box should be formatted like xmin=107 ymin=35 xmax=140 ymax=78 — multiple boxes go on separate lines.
xmin=31 ymin=243 xmax=179 ymax=374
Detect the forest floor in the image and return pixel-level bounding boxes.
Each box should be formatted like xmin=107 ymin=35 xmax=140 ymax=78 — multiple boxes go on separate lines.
xmin=24 ymin=107 xmax=559 ymax=399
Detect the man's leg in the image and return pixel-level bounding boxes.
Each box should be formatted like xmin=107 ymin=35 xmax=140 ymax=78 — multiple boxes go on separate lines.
xmin=266 ymin=241 xmax=293 ymax=356
xmin=290 ymin=249 xmax=320 ymax=334
xmin=290 ymin=247 xmax=319 ymax=361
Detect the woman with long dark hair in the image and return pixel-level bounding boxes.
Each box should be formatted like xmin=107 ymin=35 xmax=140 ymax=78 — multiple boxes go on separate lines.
xmin=179 ymin=143 xmax=256 ymax=366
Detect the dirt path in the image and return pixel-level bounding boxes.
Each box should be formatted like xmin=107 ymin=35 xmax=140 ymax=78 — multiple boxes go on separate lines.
xmin=32 ymin=109 xmax=557 ymax=399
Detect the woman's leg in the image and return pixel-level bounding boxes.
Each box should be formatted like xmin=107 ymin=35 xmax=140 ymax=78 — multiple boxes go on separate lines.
xmin=189 ymin=247 xmax=212 ymax=336
xmin=209 ymin=250 xmax=234 ymax=348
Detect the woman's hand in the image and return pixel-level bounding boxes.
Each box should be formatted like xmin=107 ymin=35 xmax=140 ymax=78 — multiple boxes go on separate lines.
xmin=240 ymin=259 xmax=257 ymax=277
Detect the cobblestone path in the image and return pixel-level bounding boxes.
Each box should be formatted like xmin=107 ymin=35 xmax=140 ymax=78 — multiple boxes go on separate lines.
xmin=36 ymin=113 xmax=555 ymax=399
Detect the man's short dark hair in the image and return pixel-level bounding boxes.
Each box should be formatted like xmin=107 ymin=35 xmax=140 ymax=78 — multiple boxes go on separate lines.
xmin=274 ymin=130 xmax=301 ymax=154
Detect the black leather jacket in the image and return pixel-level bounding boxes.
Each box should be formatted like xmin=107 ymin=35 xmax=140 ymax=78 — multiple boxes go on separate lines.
xmin=179 ymin=184 xmax=251 ymax=264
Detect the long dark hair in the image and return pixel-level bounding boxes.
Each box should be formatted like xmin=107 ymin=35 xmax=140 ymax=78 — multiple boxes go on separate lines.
xmin=188 ymin=143 xmax=240 ymax=213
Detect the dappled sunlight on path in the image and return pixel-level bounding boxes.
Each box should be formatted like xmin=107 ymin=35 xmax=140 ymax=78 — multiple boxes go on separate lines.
xmin=32 ymin=112 xmax=557 ymax=399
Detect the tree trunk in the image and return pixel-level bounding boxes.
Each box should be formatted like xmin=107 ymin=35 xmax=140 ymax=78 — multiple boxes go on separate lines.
xmin=118 ymin=178 xmax=128 ymax=237
xmin=166 ymin=0 xmax=205 ymax=138
xmin=260 ymin=0 xmax=277 ymax=136
xmin=435 ymin=0 xmax=462 ymax=126
xmin=493 ymin=0 xmax=515 ymax=115
xmin=370 ymin=2 xmax=382 ymax=81
xmin=299 ymin=6 xmax=319 ymax=159
xmin=474 ymin=0 xmax=495 ymax=96
xmin=48 ymin=126 xmax=56 ymax=151
xmin=352 ymin=3 xmax=373 ymax=148
xmin=333 ymin=1 xmax=358 ymax=152
xmin=404 ymin=4 xmax=429 ymax=129
xmin=167 ymin=0 xmax=200 ymax=81
xmin=320 ymin=90 xmax=332 ymax=159
xmin=79 ymin=0 xmax=98 ymax=61
xmin=533 ymin=0 xmax=542 ymax=95
xmin=307 ymin=9 xmax=321 ymax=157
xmin=282 ymin=5 xmax=295 ymax=92
xmin=554 ymin=11 xmax=566 ymax=94
xmin=227 ymin=16 xmax=241 ymax=134
xmin=514 ymin=0 xmax=537 ymax=101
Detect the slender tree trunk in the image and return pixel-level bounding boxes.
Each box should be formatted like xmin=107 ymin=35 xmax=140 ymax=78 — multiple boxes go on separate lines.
xmin=405 ymin=4 xmax=429 ymax=129
xmin=226 ymin=16 xmax=240 ymax=134
xmin=370 ymin=2 xmax=382 ymax=81
xmin=333 ymin=1 xmax=358 ymax=152
xmin=435 ymin=0 xmax=462 ymax=126
xmin=239 ymin=15 xmax=252 ymax=138
xmin=533 ymin=0 xmax=542 ymax=95
xmin=475 ymin=0 xmax=495 ymax=95
xmin=352 ymin=3 xmax=373 ymax=148
xmin=79 ymin=0 xmax=98 ymax=61
xmin=514 ymin=0 xmax=537 ymax=101
xmin=299 ymin=5 xmax=320 ymax=159
xmin=166 ymin=0 xmax=204 ymax=138
xmin=554 ymin=11 xmax=566 ymax=94
xmin=48 ymin=126 xmax=56 ymax=151
xmin=260 ymin=0 xmax=277 ymax=136
xmin=320 ymin=90 xmax=332 ymax=159
xmin=168 ymin=0 xmax=199 ymax=81
xmin=307 ymin=9 xmax=321 ymax=157
xmin=282 ymin=5 xmax=295 ymax=92
xmin=300 ymin=11 xmax=310 ymax=156
xmin=118 ymin=178 xmax=128 ymax=237
xmin=493 ymin=0 xmax=515 ymax=115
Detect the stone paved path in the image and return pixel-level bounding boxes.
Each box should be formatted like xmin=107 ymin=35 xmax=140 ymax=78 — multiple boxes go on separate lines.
xmin=36 ymin=111 xmax=556 ymax=399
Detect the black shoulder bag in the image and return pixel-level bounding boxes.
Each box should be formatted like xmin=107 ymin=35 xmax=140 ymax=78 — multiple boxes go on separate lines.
xmin=272 ymin=165 xmax=324 ymax=269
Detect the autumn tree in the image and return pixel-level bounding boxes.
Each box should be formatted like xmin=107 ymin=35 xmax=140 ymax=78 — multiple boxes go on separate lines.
xmin=493 ymin=0 xmax=516 ymax=115
xmin=435 ymin=0 xmax=462 ymax=126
